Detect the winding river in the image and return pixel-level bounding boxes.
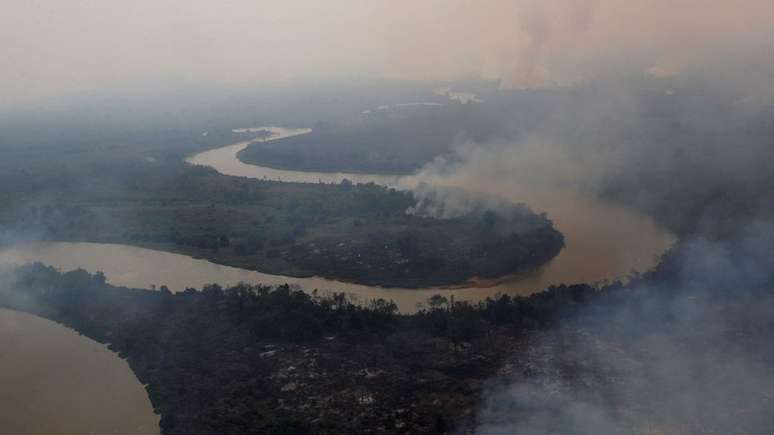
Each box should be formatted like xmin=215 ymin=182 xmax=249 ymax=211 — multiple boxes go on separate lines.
xmin=2 ymin=127 xmax=675 ymax=313
xmin=0 ymin=126 xmax=675 ymax=433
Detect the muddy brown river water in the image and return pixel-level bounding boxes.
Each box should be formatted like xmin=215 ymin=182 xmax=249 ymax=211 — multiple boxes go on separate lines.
xmin=0 ymin=308 xmax=159 ymax=435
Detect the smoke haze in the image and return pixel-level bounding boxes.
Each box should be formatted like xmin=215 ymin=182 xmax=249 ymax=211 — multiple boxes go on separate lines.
xmin=4 ymin=1 xmax=774 ymax=434
xmin=3 ymin=0 xmax=774 ymax=104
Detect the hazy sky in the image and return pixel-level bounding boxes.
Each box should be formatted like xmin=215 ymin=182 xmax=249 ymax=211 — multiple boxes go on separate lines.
xmin=3 ymin=0 xmax=774 ymax=103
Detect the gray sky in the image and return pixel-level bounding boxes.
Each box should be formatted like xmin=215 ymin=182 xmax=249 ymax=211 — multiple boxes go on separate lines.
xmin=3 ymin=0 xmax=774 ymax=103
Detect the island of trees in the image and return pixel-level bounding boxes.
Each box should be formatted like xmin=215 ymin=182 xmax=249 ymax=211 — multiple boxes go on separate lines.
xmin=0 ymin=147 xmax=563 ymax=288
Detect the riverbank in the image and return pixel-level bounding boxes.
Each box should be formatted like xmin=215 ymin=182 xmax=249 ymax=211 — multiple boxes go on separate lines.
xmin=0 ymin=241 xmax=563 ymax=313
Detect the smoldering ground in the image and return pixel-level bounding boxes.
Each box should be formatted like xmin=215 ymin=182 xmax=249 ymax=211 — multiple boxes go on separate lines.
xmin=472 ymin=224 xmax=774 ymax=434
